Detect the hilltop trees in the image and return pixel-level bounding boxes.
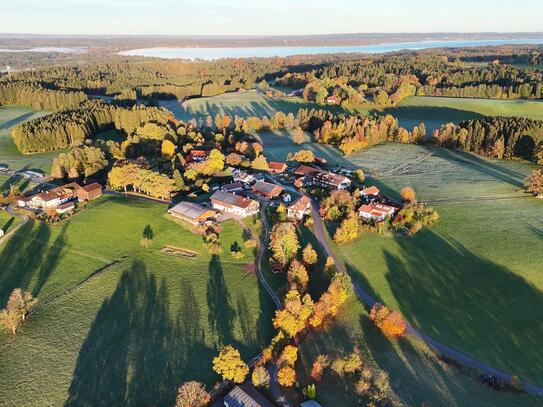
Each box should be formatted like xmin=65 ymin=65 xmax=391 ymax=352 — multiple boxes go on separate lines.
xmin=51 ymin=145 xmax=108 ymax=179
xmin=0 ymin=288 xmax=38 ymax=334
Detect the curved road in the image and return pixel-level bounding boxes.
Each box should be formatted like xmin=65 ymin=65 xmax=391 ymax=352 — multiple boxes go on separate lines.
xmin=308 ymin=197 xmax=543 ymax=397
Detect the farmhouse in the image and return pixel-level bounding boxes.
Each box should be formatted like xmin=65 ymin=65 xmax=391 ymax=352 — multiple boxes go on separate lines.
xmin=186 ymin=149 xmax=209 ymax=163
xmin=311 ymin=171 xmax=351 ymax=190
xmin=358 ymin=202 xmax=397 ymax=221
xmin=252 ymin=181 xmax=284 ymax=199
xmin=268 ymin=161 xmax=288 ymax=174
xmin=56 ymin=201 xmax=76 ymax=214
xmin=223 ymin=384 xmax=274 ymax=407
xmin=210 ymin=190 xmax=259 ymax=217
xmin=221 ymin=182 xmax=244 ymax=193
xmin=326 ymin=95 xmax=342 ymax=105
xmin=287 ymin=195 xmax=312 ymax=220
xmin=76 ymin=183 xmax=103 ymax=201
xmin=19 ymin=182 xmax=81 ymax=209
xmin=168 ymin=201 xmax=216 ymax=224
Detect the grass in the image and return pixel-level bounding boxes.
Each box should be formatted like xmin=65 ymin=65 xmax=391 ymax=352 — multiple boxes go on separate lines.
xmin=329 ymin=143 xmax=543 ymax=386
xmin=0 ymin=195 xmax=274 ymax=407
xmin=0 ymin=105 xmax=61 ymax=172
xmin=0 ymin=210 xmax=22 ymax=234
xmin=296 ymin=297 xmax=543 ymax=407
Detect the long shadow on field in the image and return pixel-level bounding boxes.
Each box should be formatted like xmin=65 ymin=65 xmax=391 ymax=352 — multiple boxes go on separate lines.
xmin=207 ymin=255 xmax=235 ymax=346
xmin=0 ymin=222 xmax=51 ymax=304
xmin=33 ymin=223 xmax=68 ymax=297
xmin=379 ymin=105 xmax=484 ymax=124
xmin=0 ymin=111 xmax=36 ymax=131
xmin=65 ymin=261 xmax=215 ymax=407
xmin=436 ymin=148 xmax=526 ymax=188
xmin=383 ymin=230 xmax=543 ymax=384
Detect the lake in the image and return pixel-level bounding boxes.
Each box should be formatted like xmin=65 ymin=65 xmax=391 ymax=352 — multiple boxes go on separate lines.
xmin=119 ymin=38 xmax=543 ymax=60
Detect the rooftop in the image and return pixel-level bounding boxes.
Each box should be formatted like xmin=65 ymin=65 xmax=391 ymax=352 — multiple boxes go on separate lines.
xmin=211 ymin=190 xmax=257 ymax=209
xmin=169 ymin=201 xmax=213 ymax=220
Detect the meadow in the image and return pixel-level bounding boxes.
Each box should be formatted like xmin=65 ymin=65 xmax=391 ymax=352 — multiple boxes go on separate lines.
xmin=0 ymin=106 xmax=60 ymax=172
xmin=0 ymin=196 xmax=274 ymax=407
xmin=330 ymin=143 xmax=543 ymax=385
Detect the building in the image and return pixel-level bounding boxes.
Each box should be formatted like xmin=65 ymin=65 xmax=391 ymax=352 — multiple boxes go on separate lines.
xmin=287 ymin=195 xmax=312 ymax=220
xmin=326 ymin=95 xmax=342 ymax=105
xmin=361 ymin=186 xmax=380 ymax=199
xmin=76 ymin=183 xmax=103 ymax=202
xmin=16 ymin=169 xmax=45 ymax=179
xmin=56 ymin=201 xmax=76 ymax=214
xmin=232 ymin=169 xmax=255 ymax=184
xmin=186 ymin=149 xmax=209 ymax=163
xmin=268 ymin=161 xmax=288 ymax=174
xmin=168 ymin=201 xmax=216 ymax=224
xmin=252 ymin=181 xmax=284 ymax=199
xmin=221 ymin=182 xmax=244 ymax=193
xmin=224 ymin=384 xmax=274 ymax=407
xmin=210 ymin=191 xmax=259 ymax=217
xmin=311 ymin=171 xmax=351 ymax=190
xmin=294 ymin=165 xmax=321 ymax=177
xmin=253 ymin=173 xmax=266 ymax=183
xmin=19 ymin=182 xmax=81 ymax=210
xmin=358 ymin=202 xmax=397 ymax=221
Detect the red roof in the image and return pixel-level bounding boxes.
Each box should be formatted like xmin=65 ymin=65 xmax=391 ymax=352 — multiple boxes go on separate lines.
xmin=362 ymin=186 xmax=380 ymax=196
xmin=288 ymin=195 xmax=311 ymax=212
xmin=358 ymin=202 xmax=396 ymax=218
xmin=294 ymin=165 xmax=320 ymax=176
xmin=268 ymin=162 xmax=287 ymax=172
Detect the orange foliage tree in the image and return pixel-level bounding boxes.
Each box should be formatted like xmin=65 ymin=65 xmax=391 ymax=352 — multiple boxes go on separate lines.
xmin=369 ymin=303 xmax=406 ymax=337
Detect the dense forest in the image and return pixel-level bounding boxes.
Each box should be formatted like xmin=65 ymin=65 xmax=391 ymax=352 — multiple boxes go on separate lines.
xmin=12 ymin=99 xmax=175 ymax=153
xmin=0 ymin=82 xmax=87 ymax=110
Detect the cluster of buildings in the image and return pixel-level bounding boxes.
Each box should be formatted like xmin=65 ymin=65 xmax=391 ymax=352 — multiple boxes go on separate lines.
xmin=17 ymin=182 xmax=103 ymax=214
xmin=293 ymin=164 xmax=351 ymax=190
xmin=357 ymin=186 xmax=399 ymax=222
xmin=222 ymin=383 xmax=322 ymax=407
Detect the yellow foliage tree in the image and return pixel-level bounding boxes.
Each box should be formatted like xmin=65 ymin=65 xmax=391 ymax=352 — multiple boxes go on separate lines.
xmin=161 ymin=139 xmax=177 ymax=158
xmin=212 ymin=345 xmax=249 ymax=383
xmin=277 ymin=366 xmax=297 ymax=387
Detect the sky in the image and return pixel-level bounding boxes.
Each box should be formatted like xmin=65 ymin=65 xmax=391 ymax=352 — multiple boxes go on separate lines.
xmin=2 ymin=0 xmax=542 ymax=36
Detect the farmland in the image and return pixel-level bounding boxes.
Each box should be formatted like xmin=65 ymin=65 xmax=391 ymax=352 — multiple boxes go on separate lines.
xmin=0 ymin=196 xmax=274 ymax=406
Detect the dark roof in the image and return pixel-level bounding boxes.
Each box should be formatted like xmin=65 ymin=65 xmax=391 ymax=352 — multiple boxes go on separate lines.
xmin=223 ymin=384 xmax=274 ymax=407
xmin=81 ymin=183 xmax=102 ymax=192
xmin=222 ymin=182 xmax=244 ymax=192
xmin=294 ymin=165 xmax=320 ymax=176
xmin=252 ymin=181 xmax=283 ymax=196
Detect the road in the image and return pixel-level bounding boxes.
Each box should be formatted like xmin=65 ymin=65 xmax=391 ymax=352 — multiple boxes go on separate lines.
xmin=308 ymin=197 xmax=543 ymax=397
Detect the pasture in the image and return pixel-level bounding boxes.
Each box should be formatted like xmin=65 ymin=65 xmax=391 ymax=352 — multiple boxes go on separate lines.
xmin=331 ymin=143 xmax=543 ymax=385
xmin=0 ymin=106 xmax=59 ymax=172
xmin=0 ymin=196 xmax=274 ymax=407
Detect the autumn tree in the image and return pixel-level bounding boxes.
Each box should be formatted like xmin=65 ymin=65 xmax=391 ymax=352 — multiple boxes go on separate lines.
xmin=251 ymin=155 xmax=269 ymax=171
xmin=251 ymin=365 xmax=270 ymax=388
xmin=331 ymin=351 xmax=363 ymax=376
xmin=369 ymin=303 xmax=406 ymax=337
xmin=293 ymin=127 xmax=305 ymax=145
xmin=310 ymin=354 xmax=330 ymax=382
xmin=400 ymin=187 xmax=417 ymax=202
xmin=0 ymin=288 xmax=38 ymax=334
xmin=287 ymin=260 xmax=309 ymax=293
xmin=333 ymin=213 xmax=359 ymax=243
xmin=269 ymin=222 xmax=300 ymax=266
xmin=212 ymin=345 xmax=249 ymax=383
xmin=309 ymin=272 xmax=352 ymax=328
xmin=175 ymin=381 xmax=210 ymax=407
xmin=277 ymin=366 xmax=296 ymax=387
xmin=289 ymin=149 xmax=315 ymax=163
xmin=302 ymin=243 xmax=318 ymax=265
xmin=273 ymin=289 xmax=314 ymax=337
xmin=280 ymin=345 xmax=298 ymax=366
xmin=524 ymin=169 xmax=543 ymax=196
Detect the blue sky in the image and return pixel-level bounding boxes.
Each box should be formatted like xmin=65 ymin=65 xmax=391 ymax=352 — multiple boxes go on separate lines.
xmin=3 ymin=0 xmax=542 ymax=35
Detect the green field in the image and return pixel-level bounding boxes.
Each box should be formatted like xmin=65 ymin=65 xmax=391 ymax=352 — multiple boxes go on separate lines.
xmin=0 ymin=106 xmax=60 ymax=172
xmin=297 ymin=298 xmax=543 ymax=407
xmin=329 ymin=143 xmax=543 ymax=385
xmin=0 ymin=210 xmax=22 ymax=234
xmin=0 ymin=196 xmax=273 ymax=407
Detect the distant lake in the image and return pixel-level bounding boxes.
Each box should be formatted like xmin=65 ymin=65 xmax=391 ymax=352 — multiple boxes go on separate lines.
xmin=119 ymin=38 xmax=543 ymax=60
xmin=0 ymin=47 xmax=84 ymax=53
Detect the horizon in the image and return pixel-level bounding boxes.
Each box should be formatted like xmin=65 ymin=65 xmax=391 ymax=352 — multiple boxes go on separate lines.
xmin=4 ymin=0 xmax=543 ymax=36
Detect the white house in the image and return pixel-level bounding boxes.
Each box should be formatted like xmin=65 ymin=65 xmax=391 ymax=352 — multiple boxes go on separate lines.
xmin=210 ymin=191 xmax=259 ymax=218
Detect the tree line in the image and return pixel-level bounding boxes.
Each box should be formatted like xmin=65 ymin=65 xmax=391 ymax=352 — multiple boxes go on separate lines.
xmin=0 ymin=82 xmax=87 ymax=110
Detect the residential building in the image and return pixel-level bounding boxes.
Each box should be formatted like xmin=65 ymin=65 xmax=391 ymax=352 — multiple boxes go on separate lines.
xmin=76 ymin=183 xmax=103 ymax=201
xmin=358 ymin=202 xmax=397 ymax=221
xmin=287 ymin=195 xmax=312 ymax=220
xmin=56 ymin=201 xmax=76 ymax=214
xmin=232 ymin=169 xmax=255 ymax=184
xmin=361 ymin=186 xmax=380 ymax=199
xmin=294 ymin=164 xmax=321 ymax=177
xmin=223 ymin=384 xmax=274 ymax=407
xmin=268 ymin=161 xmax=288 ymax=174
xmin=186 ymin=149 xmax=209 ymax=163
xmin=252 ymin=181 xmax=284 ymax=199
xmin=168 ymin=201 xmax=216 ymax=224
xmin=221 ymin=182 xmax=244 ymax=193
xmin=19 ymin=182 xmax=81 ymax=210
xmin=326 ymin=95 xmax=342 ymax=105
xmin=310 ymin=171 xmax=351 ymax=190
xmin=210 ymin=191 xmax=259 ymax=217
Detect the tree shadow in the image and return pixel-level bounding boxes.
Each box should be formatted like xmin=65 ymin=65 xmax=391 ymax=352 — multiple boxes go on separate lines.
xmin=0 ymin=111 xmax=36 ymax=131
xmin=33 ymin=222 xmax=68 ymax=297
xmin=383 ymin=230 xmax=543 ymax=384
xmin=207 ymin=255 xmax=235 ymax=346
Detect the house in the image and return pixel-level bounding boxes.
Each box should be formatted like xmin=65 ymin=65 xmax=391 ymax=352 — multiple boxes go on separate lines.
xmin=268 ymin=161 xmax=288 ymax=174
xmin=210 ymin=191 xmax=260 ymax=217
xmin=76 ymin=183 xmax=103 ymax=202
xmin=282 ymin=193 xmax=292 ymax=203
xmin=20 ymin=182 xmax=81 ymax=210
xmin=221 ymin=182 xmax=244 ymax=193
xmin=310 ymin=171 xmax=351 ymax=190
xmin=232 ymin=169 xmax=255 ymax=184
xmin=294 ymin=176 xmax=305 ymax=189
xmin=223 ymin=384 xmax=274 ymax=407
xmin=361 ymin=186 xmax=380 ymax=199
xmin=293 ymin=165 xmax=321 ymax=176
xmin=168 ymin=201 xmax=216 ymax=224
xmin=358 ymin=202 xmax=397 ymax=221
xmin=326 ymin=95 xmax=342 ymax=105
xmin=56 ymin=201 xmax=76 ymax=214
xmin=252 ymin=181 xmax=284 ymax=199
xmin=287 ymin=195 xmax=312 ymax=220
xmin=186 ymin=149 xmax=209 ymax=164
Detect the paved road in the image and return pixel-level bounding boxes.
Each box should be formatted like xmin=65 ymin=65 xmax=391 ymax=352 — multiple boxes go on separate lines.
xmin=308 ymin=198 xmax=543 ymax=397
